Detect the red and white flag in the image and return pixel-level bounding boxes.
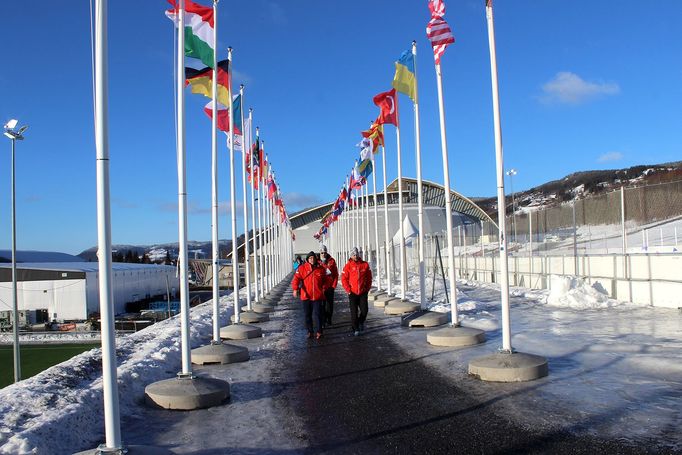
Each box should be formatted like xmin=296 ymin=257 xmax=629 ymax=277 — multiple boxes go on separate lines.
xmin=426 ymin=0 xmax=455 ymax=64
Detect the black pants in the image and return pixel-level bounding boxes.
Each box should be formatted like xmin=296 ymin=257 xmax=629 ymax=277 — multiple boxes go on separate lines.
xmin=348 ymin=292 xmax=368 ymax=331
xmin=323 ymin=288 xmax=335 ymax=325
xmin=303 ymin=300 xmax=324 ymax=334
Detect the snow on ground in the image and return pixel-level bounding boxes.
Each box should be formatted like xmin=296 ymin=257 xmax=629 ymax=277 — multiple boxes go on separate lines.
xmin=2 ymin=273 xmax=682 ymax=453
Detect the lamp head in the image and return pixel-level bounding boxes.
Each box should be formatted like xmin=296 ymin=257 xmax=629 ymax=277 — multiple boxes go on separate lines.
xmin=4 ymin=119 xmax=18 ymax=130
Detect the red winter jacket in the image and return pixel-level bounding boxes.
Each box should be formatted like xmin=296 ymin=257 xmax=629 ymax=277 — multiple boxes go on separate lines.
xmin=291 ymin=262 xmax=327 ymax=301
xmin=321 ymin=256 xmax=339 ymax=289
xmin=341 ymin=258 xmax=372 ymax=295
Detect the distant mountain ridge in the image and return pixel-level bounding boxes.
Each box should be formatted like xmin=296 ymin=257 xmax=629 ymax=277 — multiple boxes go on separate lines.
xmin=78 ymin=240 xmax=233 ymax=262
xmin=475 ymin=161 xmax=682 ymax=215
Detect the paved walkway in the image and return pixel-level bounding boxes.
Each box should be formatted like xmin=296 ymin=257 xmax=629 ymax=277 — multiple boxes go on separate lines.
xmin=121 ymin=280 xmax=676 ymax=454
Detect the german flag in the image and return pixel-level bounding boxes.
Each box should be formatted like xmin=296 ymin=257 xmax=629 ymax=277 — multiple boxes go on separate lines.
xmin=185 ymin=58 xmax=230 ymax=106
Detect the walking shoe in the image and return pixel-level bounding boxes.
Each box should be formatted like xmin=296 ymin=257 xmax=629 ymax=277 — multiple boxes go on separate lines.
xmin=353 ymin=330 xmax=361 ymax=337
xmin=306 ymin=332 xmax=313 ymax=339
xmin=315 ymin=332 xmax=323 ymax=340
xmin=359 ymin=323 xmax=365 ymax=332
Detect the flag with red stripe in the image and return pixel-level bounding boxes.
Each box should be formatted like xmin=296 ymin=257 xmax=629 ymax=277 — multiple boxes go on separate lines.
xmin=426 ymin=0 xmax=455 ymax=64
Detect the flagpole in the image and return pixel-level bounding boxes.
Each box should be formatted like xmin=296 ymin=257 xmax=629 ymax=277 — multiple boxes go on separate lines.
xmin=249 ymin=110 xmax=259 ymax=303
xmin=412 ymin=40 xmax=426 ymax=309
xmin=434 ymin=61 xmax=458 ymax=325
xmin=263 ymin=151 xmax=271 ymax=294
xmin=239 ymin=85 xmax=252 ymax=311
xmin=364 ymin=180 xmax=371 ymax=267
xmin=372 ymin=152 xmax=381 ymax=290
xmin=361 ymin=179 xmax=366 ymax=255
xmin=176 ymin=0 xmax=192 ymax=377
xmin=258 ymin=141 xmax=265 ymax=297
xmin=256 ymin=129 xmax=264 ymax=300
xmin=485 ymin=2 xmax=512 ymax=352
xmin=227 ymin=47 xmax=240 ymax=324
xmin=209 ymin=0 xmax=220 ymax=343
xmin=94 ymin=0 xmax=122 ymax=447
xmin=381 ymin=145 xmax=392 ymax=295
xmin=395 ymin=124 xmax=407 ymax=301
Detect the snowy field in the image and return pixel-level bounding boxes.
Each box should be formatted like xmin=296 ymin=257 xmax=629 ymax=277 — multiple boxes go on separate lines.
xmin=1 ymin=274 xmax=681 ymax=453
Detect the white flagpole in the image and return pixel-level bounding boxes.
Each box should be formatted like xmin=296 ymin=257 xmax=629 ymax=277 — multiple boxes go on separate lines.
xmin=256 ymin=129 xmax=264 ymax=300
xmin=258 ymin=146 xmax=266 ymax=296
xmin=227 ymin=47 xmax=240 ymax=324
xmin=395 ymin=124 xmax=407 ymax=300
xmin=249 ymin=110 xmax=259 ymax=302
xmin=176 ymin=0 xmax=192 ymax=377
xmin=412 ymin=41 xmax=426 ymax=309
xmin=263 ymin=152 xmax=271 ymax=293
xmin=434 ymin=61 xmax=458 ymax=325
xmin=94 ymin=0 xmax=122 ymax=447
xmin=361 ymin=180 xmax=366 ymax=254
xmin=364 ymin=180 xmax=371 ymax=266
xmin=209 ymin=0 xmax=220 ymax=343
xmin=486 ymin=2 xmax=512 ymax=352
xmin=381 ymin=144 xmax=392 ymax=295
xmin=372 ymin=153 xmax=381 ymax=290
xmin=239 ymin=85 xmax=252 ymax=311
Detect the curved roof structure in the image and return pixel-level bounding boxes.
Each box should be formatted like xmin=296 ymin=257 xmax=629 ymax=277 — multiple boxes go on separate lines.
xmin=290 ymin=177 xmax=497 ymax=229
xmin=228 ymin=177 xmax=496 ymax=259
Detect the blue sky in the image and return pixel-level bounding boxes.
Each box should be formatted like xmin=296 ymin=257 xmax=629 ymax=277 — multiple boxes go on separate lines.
xmin=1 ymin=1 xmax=680 ymax=255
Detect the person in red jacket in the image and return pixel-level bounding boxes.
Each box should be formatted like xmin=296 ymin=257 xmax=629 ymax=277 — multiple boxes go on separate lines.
xmin=319 ymin=244 xmax=339 ymax=326
xmin=291 ymin=251 xmax=328 ymax=339
xmin=341 ymin=247 xmax=373 ymax=336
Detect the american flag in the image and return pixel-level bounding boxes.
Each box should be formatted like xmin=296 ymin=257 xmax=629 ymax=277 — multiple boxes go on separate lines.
xmin=426 ymin=0 xmax=455 ymax=64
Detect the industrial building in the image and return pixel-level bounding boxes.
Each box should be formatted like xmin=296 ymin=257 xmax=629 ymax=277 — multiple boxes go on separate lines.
xmin=0 ymin=252 xmax=176 ymax=324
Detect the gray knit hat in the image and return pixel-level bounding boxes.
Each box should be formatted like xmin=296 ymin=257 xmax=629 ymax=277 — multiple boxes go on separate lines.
xmin=319 ymin=244 xmax=328 ymax=253
xmin=351 ymin=247 xmax=359 ymax=257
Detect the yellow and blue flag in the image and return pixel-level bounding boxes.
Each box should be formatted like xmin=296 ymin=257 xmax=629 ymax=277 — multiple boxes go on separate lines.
xmin=392 ymin=50 xmax=417 ymax=103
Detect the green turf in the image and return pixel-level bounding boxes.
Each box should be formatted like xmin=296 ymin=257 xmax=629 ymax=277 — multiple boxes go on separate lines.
xmin=0 ymin=343 xmax=99 ymax=389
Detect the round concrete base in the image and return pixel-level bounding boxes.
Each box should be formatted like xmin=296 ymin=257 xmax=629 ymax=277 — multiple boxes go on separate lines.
xmin=260 ymin=295 xmax=280 ymax=305
xmin=191 ymin=342 xmax=249 ymax=364
xmin=374 ymin=294 xmax=399 ymax=308
xmin=369 ymin=290 xmax=387 ymax=301
xmin=237 ymin=311 xmax=269 ymax=324
xmin=408 ymin=311 xmax=449 ymax=328
xmin=75 ymin=444 xmax=174 ymax=454
xmin=427 ymin=325 xmax=486 ymax=347
xmin=220 ymin=323 xmax=263 ymax=339
xmin=241 ymin=303 xmax=275 ymax=313
xmin=145 ymin=376 xmax=230 ymax=410
xmin=384 ymin=300 xmax=421 ymax=315
xmin=468 ymin=352 xmax=549 ymax=382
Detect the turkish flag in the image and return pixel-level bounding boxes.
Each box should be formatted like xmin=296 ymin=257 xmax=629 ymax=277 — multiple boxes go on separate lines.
xmin=373 ymin=88 xmax=399 ymax=126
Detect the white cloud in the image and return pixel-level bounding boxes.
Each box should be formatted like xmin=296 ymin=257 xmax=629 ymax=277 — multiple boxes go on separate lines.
xmin=540 ymin=72 xmax=620 ymax=105
xmin=598 ymin=151 xmax=624 ymax=162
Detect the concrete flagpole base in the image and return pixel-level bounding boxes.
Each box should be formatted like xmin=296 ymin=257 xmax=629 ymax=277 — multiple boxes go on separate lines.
xmin=374 ymin=294 xmax=401 ymax=308
xmin=145 ymin=374 xmax=230 ymax=410
xmin=427 ymin=325 xmax=486 ymax=347
xmin=241 ymin=303 xmax=275 ymax=313
xmin=402 ymin=310 xmax=449 ymax=328
xmin=236 ymin=311 xmax=269 ymax=324
xmin=369 ymin=290 xmax=387 ymax=301
xmin=468 ymin=352 xmax=548 ymax=382
xmin=260 ymin=295 xmax=281 ymax=305
xmin=191 ymin=342 xmax=249 ymax=364
xmin=220 ymin=322 xmax=263 ymax=339
xmin=384 ymin=300 xmax=421 ymax=315
xmin=75 ymin=444 xmax=174 ymax=454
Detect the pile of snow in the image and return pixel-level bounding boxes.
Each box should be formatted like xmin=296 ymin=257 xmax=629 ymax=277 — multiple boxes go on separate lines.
xmin=0 ymin=293 xmax=234 ymax=454
xmin=546 ymin=275 xmax=620 ymax=309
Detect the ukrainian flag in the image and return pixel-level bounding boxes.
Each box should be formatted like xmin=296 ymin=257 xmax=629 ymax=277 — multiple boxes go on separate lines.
xmin=392 ymin=50 xmax=417 ymax=103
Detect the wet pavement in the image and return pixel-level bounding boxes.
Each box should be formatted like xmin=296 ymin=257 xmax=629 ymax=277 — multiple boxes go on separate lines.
xmin=273 ymin=287 xmax=667 ymax=454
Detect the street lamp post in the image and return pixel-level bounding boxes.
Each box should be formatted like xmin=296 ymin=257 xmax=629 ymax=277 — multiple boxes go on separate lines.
xmin=506 ymin=168 xmax=517 ymax=244
xmin=4 ymin=119 xmax=28 ymax=383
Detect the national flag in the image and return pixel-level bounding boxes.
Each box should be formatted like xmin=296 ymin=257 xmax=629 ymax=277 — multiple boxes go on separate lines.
xmin=248 ymin=138 xmax=260 ymax=187
xmin=166 ymin=0 xmax=215 ymax=69
xmin=358 ymin=158 xmax=373 ymax=178
xmin=486 ymin=0 xmax=493 ymax=7
xmin=357 ymin=137 xmax=372 ymax=162
xmin=361 ymin=122 xmax=384 ymax=154
xmin=185 ymin=59 xmax=230 ymax=106
xmin=392 ymin=50 xmax=417 ymax=103
xmin=426 ymin=0 xmax=455 ymax=64
xmin=267 ymin=175 xmax=277 ymax=200
xmin=203 ymin=94 xmax=242 ymax=141
xmin=373 ymin=89 xmax=399 ymax=126
xmin=225 ymin=94 xmax=243 ymax=150
xmin=261 ymin=152 xmax=268 ymax=183
xmin=350 ymin=162 xmax=363 ymax=189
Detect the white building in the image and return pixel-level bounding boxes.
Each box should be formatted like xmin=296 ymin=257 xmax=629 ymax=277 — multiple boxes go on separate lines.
xmin=0 ymin=261 xmax=176 ymax=322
